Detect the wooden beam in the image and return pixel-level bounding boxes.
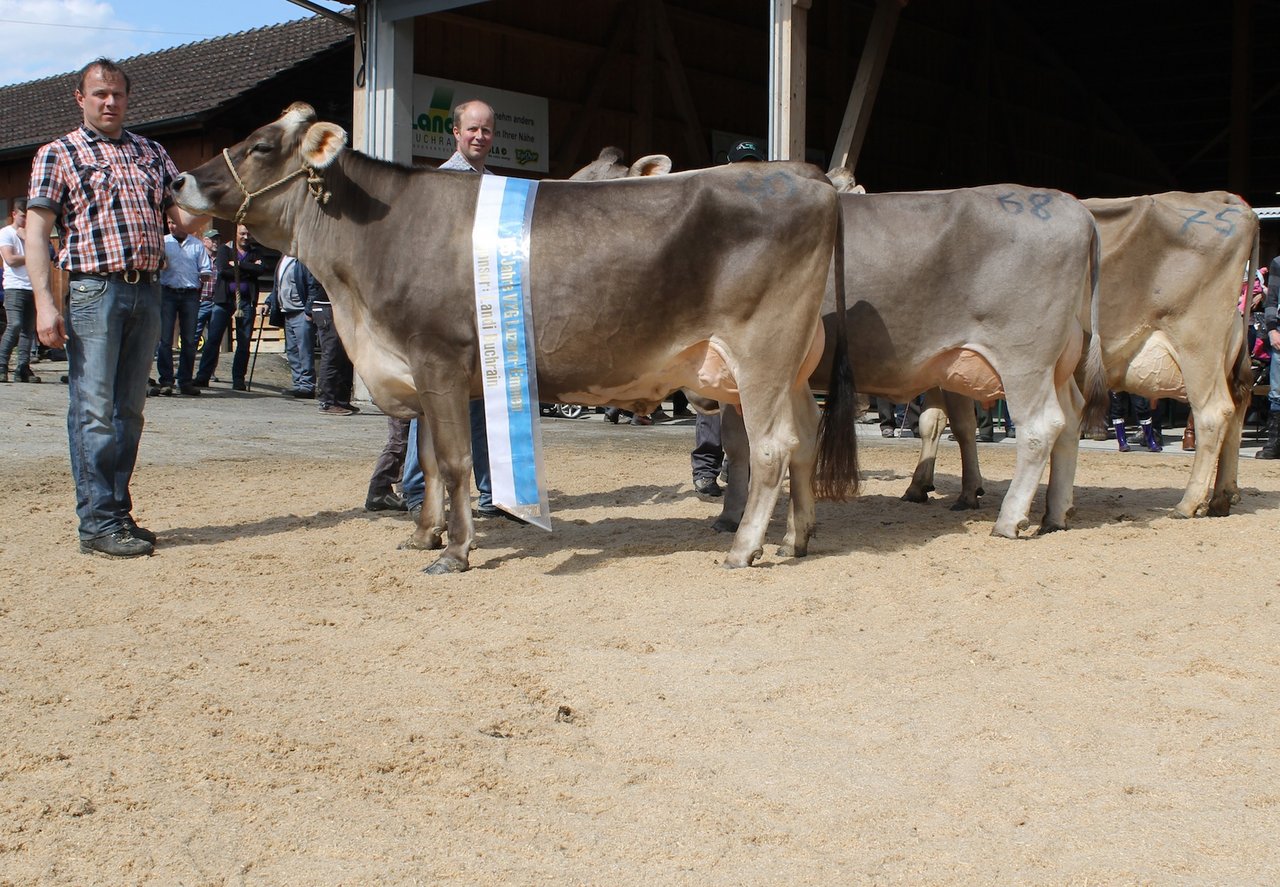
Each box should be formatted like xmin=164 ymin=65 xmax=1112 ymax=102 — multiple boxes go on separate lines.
xmin=550 ymin=4 xmax=635 ymax=174
xmin=1229 ymin=0 xmax=1251 ymax=193
xmin=769 ymin=0 xmax=810 ymax=162
xmin=831 ymin=0 xmax=905 ymax=172
xmin=651 ymin=0 xmax=709 ymax=167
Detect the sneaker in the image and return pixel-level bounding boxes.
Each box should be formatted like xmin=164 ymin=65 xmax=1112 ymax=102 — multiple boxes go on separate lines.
xmin=337 ymin=402 xmax=360 ymax=414
xmin=630 ymin=414 xmax=653 ymax=426
xmin=80 ymin=529 xmax=153 ymax=558
xmin=319 ymin=403 xmax=354 ymax=416
xmin=121 ymin=517 xmax=157 ymax=544
xmin=192 ymin=379 xmax=210 ymax=388
xmin=147 ymin=384 xmax=161 ymax=397
xmin=880 ymin=428 xmax=895 ymax=438
xmin=650 ymin=408 xmax=671 ymax=423
xmin=232 ymin=381 xmax=248 ymax=391
xmin=178 ymin=385 xmax=201 ymax=396
xmin=408 ymin=504 xmax=422 ymax=524
xmin=694 ymin=476 xmax=724 ymax=497
xmin=365 ymin=491 xmax=407 ymax=512
xmin=17 ymin=369 xmax=40 ymax=383
xmin=159 ymin=385 xmax=175 ymax=396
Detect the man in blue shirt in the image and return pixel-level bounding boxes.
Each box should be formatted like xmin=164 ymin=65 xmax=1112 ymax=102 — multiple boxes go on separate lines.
xmin=153 ymin=216 xmax=211 ymax=396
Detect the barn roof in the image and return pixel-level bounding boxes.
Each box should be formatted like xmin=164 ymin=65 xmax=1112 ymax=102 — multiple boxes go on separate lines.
xmin=0 ymin=14 xmax=353 ymax=157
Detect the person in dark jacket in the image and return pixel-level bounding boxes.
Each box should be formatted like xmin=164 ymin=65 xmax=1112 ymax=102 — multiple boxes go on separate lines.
xmin=1256 ymin=254 xmax=1280 ymax=459
xmin=303 ymin=262 xmax=358 ymax=415
xmin=194 ymin=224 xmax=265 ymax=389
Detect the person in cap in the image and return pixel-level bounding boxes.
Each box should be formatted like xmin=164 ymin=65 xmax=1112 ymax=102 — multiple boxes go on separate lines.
xmin=193 ymin=228 xmax=221 ymax=374
xmin=727 ymin=140 xmax=765 ymax=163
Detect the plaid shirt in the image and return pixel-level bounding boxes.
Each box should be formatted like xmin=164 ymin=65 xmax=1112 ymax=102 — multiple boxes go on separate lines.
xmin=27 ymin=125 xmax=178 ymax=274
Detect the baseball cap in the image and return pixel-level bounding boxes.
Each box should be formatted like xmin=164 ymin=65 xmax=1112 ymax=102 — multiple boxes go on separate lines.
xmin=202 ymin=228 xmax=221 ymax=239
xmin=728 ymin=140 xmax=765 ymax=162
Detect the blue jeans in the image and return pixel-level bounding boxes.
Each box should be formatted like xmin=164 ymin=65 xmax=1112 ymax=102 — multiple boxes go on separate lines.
xmin=65 ymin=274 xmax=161 ymax=541
xmin=156 ymin=286 xmax=199 ymax=386
xmin=282 ymin=310 xmax=315 ymax=392
xmin=0 ymin=288 xmax=36 ymax=374
xmin=195 ymin=301 xmax=231 ymax=383
xmin=402 ymin=401 xmax=492 ymax=510
xmin=1269 ymin=342 xmax=1280 ymax=412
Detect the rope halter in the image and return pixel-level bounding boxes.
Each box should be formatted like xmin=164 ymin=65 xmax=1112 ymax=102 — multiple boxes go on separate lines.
xmin=222 ymin=147 xmax=332 ymax=224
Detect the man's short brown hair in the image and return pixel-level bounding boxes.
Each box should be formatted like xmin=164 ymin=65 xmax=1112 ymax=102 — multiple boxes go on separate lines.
xmin=77 ymin=58 xmax=131 ymax=94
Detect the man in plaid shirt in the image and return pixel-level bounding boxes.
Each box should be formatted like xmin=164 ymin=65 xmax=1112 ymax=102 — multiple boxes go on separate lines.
xmin=26 ymin=57 xmax=207 ymax=559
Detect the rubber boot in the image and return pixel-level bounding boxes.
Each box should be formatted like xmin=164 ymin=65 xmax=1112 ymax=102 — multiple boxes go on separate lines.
xmin=1181 ymin=414 xmax=1196 ymax=451
xmin=1140 ymin=419 xmax=1162 ymax=452
xmin=1113 ymin=419 xmax=1130 ymax=452
xmin=1256 ymin=413 xmax=1280 ymax=459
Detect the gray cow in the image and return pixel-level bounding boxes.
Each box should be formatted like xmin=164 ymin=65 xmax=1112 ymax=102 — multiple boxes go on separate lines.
xmin=171 ymin=104 xmax=859 ymax=573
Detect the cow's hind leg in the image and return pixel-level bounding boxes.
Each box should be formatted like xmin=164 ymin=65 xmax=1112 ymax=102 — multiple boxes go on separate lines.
xmin=903 ymin=388 xmax=946 ymax=503
xmin=713 ymin=405 xmax=749 ymax=534
xmin=1175 ymin=377 xmax=1237 ymax=518
xmin=725 ymin=387 xmax=799 ymax=568
xmin=1038 ymin=378 xmax=1084 ymax=534
xmin=993 ymin=381 xmax=1064 ymax=538
xmin=1210 ymin=397 xmax=1247 ymax=514
xmin=397 ymin=418 xmax=446 ymax=552
xmin=778 ymin=387 xmax=820 ymax=558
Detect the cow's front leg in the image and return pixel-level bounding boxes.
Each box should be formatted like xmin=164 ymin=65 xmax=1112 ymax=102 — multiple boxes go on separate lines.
xmin=712 ymin=404 xmax=749 ymax=534
xmin=398 ymin=418 xmax=446 ymax=551
xmin=419 ymin=390 xmax=477 ymax=574
xmin=903 ymin=388 xmax=947 ymax=503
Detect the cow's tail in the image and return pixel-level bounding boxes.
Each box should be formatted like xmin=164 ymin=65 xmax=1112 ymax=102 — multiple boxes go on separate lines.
xmin=816 ymin=205 xmax=860 ymax=500
xmin=1230 ymin=216 xmax=1262 ymax=408
xmin=1080 ymin=220 xmax=1109 ymax=433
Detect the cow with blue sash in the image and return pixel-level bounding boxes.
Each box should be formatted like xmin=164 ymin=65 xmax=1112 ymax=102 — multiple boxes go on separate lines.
xmin=171 ymin=103 xmax=859 ymax=574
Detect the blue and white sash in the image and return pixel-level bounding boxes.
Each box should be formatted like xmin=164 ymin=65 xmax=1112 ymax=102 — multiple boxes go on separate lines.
xmin=472 ymin=175 xmax=549 ymax=530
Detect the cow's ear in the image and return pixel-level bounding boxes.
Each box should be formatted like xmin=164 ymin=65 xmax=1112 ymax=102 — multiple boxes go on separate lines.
xmin=630 ymin=154 xmax=672 ymax=177
xmin=301 ymin=122 xmax=347 ymax=170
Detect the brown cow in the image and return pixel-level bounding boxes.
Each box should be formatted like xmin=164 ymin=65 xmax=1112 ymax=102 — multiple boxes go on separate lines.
xmin=583 ymin=157 xmax=1101 ymax=537
xmin=911 ymin=192 xmax=1258 ymax=519
xmin=170 ymin=104 xmax=859 ymax=573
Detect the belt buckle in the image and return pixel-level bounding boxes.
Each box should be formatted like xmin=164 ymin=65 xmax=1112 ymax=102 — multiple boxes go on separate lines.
xmin=122 ymin=269 xmax=142 ymax=285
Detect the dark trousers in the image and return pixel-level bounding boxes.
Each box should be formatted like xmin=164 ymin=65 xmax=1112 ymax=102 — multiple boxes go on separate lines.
xmin=690 ymin=412 xmax=724 ymax=481
xmin=1109 ymin=391 xmax=1154 ymax=423
xmin=369 ymin=417 xmax=411 ymax=497
xmin=231 ymin=298 xmax=258 ymax=385
xmin=312 ymin=302 xmax=353 ymax=406
xmin=877 ymin=396 xmax=921 ymax=433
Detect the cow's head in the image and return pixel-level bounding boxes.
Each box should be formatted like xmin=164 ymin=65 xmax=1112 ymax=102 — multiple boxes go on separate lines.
xmin=172 ymin=102 xmax=346 ymax=248
xmin=569 ymin=147 xmax=673 ymax=181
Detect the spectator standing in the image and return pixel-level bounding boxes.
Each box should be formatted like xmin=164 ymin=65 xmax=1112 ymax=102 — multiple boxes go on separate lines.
xmin=25 ymin=58 xmax=205 ymax=557
xmin=305 ymin=260 xmax=357 ymax=415
xmin=194 ymin=224 xmax=263 ymax=390
xmin=192 ymin=227 xmax=220 ymax=374
xmin=1256 ymin=254 xmax=1280 ymax=459
xmin=0 ymin=199 xmax=39 ymax=383
xmin=273 ymin=254 xmax=315 ymax=398
xmin=151 ymin=216 xmax=210 ymax=396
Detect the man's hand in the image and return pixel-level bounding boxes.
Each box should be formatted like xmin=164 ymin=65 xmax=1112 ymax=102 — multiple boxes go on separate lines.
xmin=1269 ymin=329 xmax=1280 ymax=351
xmin=25 ymin=206 xmax=67 ymax=347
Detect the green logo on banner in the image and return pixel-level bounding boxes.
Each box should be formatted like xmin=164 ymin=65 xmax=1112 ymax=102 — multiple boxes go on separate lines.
xmin=413 ymin=87 xmax=456 ymax=133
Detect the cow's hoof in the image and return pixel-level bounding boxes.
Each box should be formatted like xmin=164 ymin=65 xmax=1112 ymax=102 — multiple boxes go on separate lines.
xmin=901 ymin=486 xmax=930 ymax=504
xmin=1169 ymin=508 xmax=1194 ymax=520
xmin=424 ymin=554 xmax=468 ymax=574
xmin=990 ymin=520 xmax=1025 ymax=539
xmin=1036 ymin=521 xmax=1066 ymax=536
xmin=776 ymin=543 xmax=808 ymax=558
xmin=950 ymin=495 xmax=981 ymax=512
xmin=1207 ymin=495 xmax=1232 ymax=517
xmin=711 ymin=517 xmax=740 ymax=534
xmin=723 ymin=547 xmax=763 ymax=569
xmin=398 ymin=533 xmax=443 ymax=551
